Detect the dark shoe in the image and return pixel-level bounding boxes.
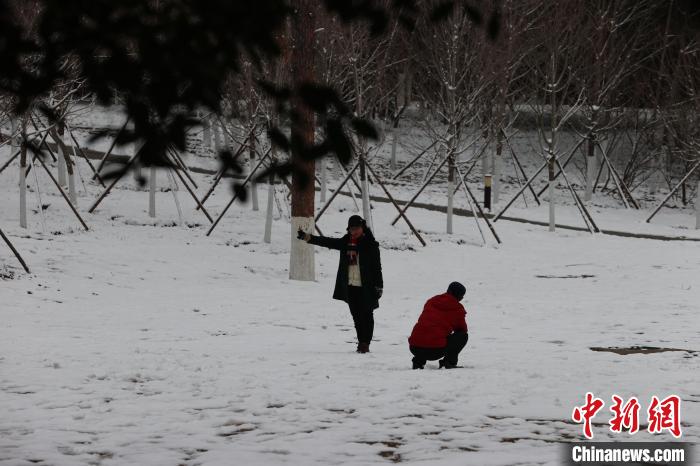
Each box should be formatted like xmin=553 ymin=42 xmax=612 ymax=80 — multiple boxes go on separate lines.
xmin=412 ymin=357 xmax=424 ymax=370
xmin=357 ymin=342 xmax=370 ymax=353
xmin=439 ymin=359 xmax=458 ymax=369
xmin=412 ymin=362 xmax=424 ymax=370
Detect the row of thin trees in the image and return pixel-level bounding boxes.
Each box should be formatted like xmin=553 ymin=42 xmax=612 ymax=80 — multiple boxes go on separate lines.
xmin=217 ymin=0 xmax=700 ymax=202
xmin=2 ymin=1 xmax=699 ymax=276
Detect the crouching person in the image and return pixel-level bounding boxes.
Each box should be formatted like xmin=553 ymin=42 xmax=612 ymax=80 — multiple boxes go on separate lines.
xmin=408 ymin=282 xmax=469 ymax=369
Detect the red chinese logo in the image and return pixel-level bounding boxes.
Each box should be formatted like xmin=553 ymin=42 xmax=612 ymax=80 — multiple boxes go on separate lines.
xmin=609 ymin=395 xmax=640 ymax=434
xmin=572 ymin=394 xmax=682 ymax=439
xmin=572 ymin=392 xmax=605 ymax=439
xmin=648 ymin=395 xmax=682 ymax=438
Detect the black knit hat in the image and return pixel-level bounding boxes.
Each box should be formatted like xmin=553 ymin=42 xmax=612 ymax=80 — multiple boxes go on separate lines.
xmin=347 ymin=215 xmax=364 ymax=228
xmin=447 ymin=281 xmax=466 ymax=299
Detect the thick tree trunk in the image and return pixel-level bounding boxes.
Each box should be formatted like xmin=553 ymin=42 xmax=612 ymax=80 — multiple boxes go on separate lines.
xmin=289 ymin=0 xmax=316 ymax=281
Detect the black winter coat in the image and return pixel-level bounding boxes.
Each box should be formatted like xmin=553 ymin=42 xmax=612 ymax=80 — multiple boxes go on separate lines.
xmin=308 ymin=231 xmax=383 ymax=310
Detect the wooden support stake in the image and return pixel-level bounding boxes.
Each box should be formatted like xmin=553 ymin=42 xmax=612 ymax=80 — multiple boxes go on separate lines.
xmin=646 ymin=159 xmax=700 ymax=223
xmin=88 ymin=152 xmax=139 ymax=213
xmin=34 ymin=146 xmax=89 ymax=231
xmin=93 ymin=118 xmax=129 ymax=180
xmin=390 ymin=153 xmax=451 ymax=226
xmin=455 ymin=164 xmax=501 ymax=244
xmin=206 ymin=152 xmax=270 ymax=236
xmin=0 ymin=227 xmax=30 ymax=273
xmin=364 ymin=160 xmax=426 ymax=247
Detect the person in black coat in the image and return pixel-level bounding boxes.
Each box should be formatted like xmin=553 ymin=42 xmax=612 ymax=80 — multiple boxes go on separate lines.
xmin=297 ymin=215 xmax=383 ymax=353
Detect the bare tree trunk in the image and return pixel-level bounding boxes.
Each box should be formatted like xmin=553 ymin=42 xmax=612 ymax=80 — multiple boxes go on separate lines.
xmin=548 ymin=51 xmax=557 ymax=232
xmin=481 ymin=128 xmax=490 ymax=176
xmin=132 ymin=133 xmax=141 ymax=185
xmin=319 ymin=159 xmax=327 ymax=203
xmin=585 ymin=134 xmax=596 ymax=201
xmin=264 ymin=174 xmax=274 ymax=243
xmin=19 ymin=119 xmax=27 ymax=229
xmin=696 ymin=179 xmax=700 ymax=230
xmin=202 ymin=114 xmax=211 ymax=152
xmin=224 ymin=119 xmax=233 ymax=150
xmin=213 ymin=119 xmax=222 ymax=153
xmin=548 ymin=156 xmax=555 ymax=232
xmin=56 ymin=122 xmax=68 ymax=187
xmin=67 ymin=160 xmax=77 ymax=205
xmin=10 ymin=117 xmax=18 ymax=156
xmin=243 ymin=66 xmax=260 ymax=213
xmin=493 ymin=128 xmax=502 ymax=204
xmin=681 ymin=161 xmax=688 ymax=206
xmin=57 ymin=142 xmax=67 ymax=187
xmin=390 ymin=72 xmax=405 ymax=170
xmin=359 ymin=156 xmax=372 ymax=228
xmin=133 ymin=163 xmax=142 ymax=185
xmin=390 ymin=122 xmax=399 ymax=170
xmin=447 ymin=154 xmax=454 ymax=234
xmin=149 ymin=166 xmax=156 ymax=218
xmin=289 ymin=0 xmax=316 ymax=281
xmin=249 ymin=134 xmax=259 ymax=211
xmin=58 ymin=124 xmax=78 ymax=205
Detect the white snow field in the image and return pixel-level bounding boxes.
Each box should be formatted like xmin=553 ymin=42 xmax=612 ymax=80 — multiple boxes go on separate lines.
xmin=1 ymin=136 xmax=699 ymax=465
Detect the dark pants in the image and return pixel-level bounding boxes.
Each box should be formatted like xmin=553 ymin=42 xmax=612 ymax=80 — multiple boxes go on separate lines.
xmin=347 ymin=285 xmax=374 ymax=344
xmin=410 ymin=331 xmax=468 ymax=367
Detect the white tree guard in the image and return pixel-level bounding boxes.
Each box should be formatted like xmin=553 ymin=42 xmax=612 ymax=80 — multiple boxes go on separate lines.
xmin=549 ymin=180 xmax=556 ymax=232
xmin=289 ymin=217 xmax=315 ymax=281
xmin=19 ymin=163 xmax=27 ymax=229
xmin=264 ymin=179 xmax=274 ymax=243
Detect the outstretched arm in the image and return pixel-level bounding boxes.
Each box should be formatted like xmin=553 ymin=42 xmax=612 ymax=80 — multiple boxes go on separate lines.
xmin=307 ymin=234 xmax=344 ymax=250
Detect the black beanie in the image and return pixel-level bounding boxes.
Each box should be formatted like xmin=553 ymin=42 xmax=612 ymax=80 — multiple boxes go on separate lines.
xmin=447 ymin=281 xmax=466 ymax=299
xmin=347 ymin=215 xmax=364 ymax=228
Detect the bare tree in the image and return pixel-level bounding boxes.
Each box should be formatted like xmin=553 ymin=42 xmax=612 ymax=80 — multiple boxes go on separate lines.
xmin=289 ymin=0 xmax=317 ymax=281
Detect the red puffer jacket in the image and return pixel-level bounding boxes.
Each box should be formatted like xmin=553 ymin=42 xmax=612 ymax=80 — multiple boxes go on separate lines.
xmin=408 ymin=293 xmax=468 ymax=348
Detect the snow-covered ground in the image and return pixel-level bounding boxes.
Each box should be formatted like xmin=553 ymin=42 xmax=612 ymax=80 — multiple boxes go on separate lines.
xmin=1 ymin=123 xmax=699 ymax=465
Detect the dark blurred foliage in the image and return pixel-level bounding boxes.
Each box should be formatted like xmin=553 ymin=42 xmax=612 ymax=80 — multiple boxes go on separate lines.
xmin=0 ymin=0 xmax=497 ymax=197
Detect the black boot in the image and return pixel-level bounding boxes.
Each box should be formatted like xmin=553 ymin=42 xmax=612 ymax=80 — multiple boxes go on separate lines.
xmin=357 ymin=342 xmax=370 ymax=353
xmin=439 ymin=358 xmax=458 ymax=369
xmin=412 ymin=358 xmax=424 ymax=370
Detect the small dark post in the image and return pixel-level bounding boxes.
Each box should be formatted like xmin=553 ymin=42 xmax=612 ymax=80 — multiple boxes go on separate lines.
xmin=484 ymin=174 xmax=492 ymax=211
